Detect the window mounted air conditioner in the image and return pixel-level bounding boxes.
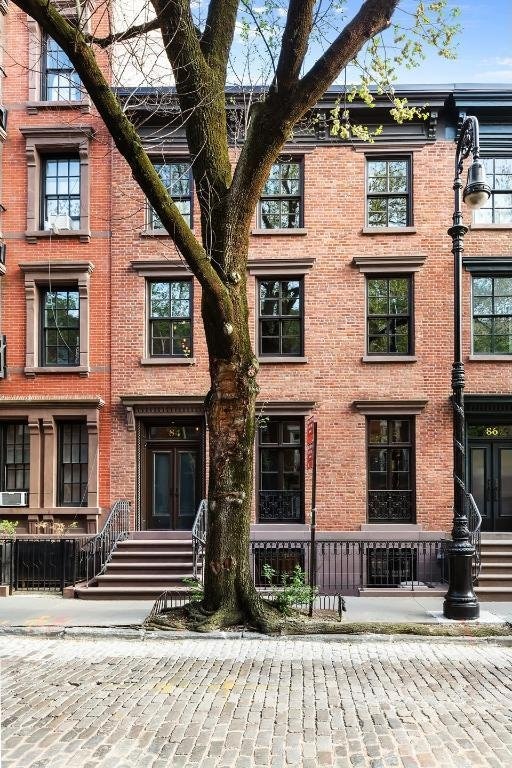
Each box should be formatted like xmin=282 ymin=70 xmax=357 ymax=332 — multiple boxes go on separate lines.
xmin=0 ymin=491 xmax=28 ymax=507
xmin=45 ymin=214 xmax=72 ymax=233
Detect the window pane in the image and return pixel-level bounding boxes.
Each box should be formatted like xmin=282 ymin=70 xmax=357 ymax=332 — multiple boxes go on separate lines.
xmin=368 ymin=420 xmax=388 ymax=444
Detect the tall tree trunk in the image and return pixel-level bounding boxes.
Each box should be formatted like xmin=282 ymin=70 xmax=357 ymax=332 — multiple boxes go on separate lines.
xmin=199 ymin=227 xmax=267 ymax=627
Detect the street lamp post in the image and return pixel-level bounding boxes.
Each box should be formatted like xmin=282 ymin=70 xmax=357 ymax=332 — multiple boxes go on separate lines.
xmin=443 ymin=116 xmax=490 ymax=620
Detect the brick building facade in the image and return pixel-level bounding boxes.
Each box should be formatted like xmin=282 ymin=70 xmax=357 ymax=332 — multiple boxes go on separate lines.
xmin=2 ymin=7 xmax=512 ymax=549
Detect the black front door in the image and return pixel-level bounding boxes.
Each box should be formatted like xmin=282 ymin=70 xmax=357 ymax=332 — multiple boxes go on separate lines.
xmin=144 ymin=421 xmax=202 ymax=530
xmin=469 ymin=439 xmax=512 ymax=532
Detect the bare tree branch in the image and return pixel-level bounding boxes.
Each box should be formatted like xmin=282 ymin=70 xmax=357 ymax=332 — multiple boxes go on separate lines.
xmin=296 ymin=0 xmax=399 ymax=107
xmin=273 ymin=0 xmax=315 ymax=90
xmin=14 ymin=0 xmax=231 ymax=320
xmin=86 ymin=17 xmax=161 ymax=50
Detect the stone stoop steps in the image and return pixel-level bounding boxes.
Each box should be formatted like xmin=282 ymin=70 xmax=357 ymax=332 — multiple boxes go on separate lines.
xmin=74 ymin=531 xmax=198 ymax=600
xmin=475 ymin=535 xmax=512 ymax=602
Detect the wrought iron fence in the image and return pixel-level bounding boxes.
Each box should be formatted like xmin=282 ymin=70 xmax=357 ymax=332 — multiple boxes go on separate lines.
xmin=0 ymin=537 xmax=86 ymax=593
xmin=251 ymin=538 xmax=448 ymax=596
xmin=79 ymin=499 xmax=131 ymax=585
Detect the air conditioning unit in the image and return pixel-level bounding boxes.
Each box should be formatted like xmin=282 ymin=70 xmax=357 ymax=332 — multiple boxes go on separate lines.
xmin=45 ymin=214 xmax=72 ymax=233
xmin=0 ymin=491 xmax=28 ymax=507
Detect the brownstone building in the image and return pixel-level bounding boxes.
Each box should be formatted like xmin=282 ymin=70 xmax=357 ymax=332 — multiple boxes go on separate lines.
xmin=2 ymin=5 xmax=512 ymax=597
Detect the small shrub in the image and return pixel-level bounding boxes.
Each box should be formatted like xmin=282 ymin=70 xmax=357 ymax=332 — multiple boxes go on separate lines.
xmin=0 ymin=519 xmax=18 ymax=537
xmin=183 ymin=577 xmax=204 ymax=602
xmin=262 ymin=564 xmax=317 ymax=616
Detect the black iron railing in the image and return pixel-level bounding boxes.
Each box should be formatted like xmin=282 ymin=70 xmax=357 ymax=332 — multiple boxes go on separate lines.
xmin=79 ymin=499 xmax=131 ymax=585
xmin=259 ymin=490 xmax=302 ymax=522
xmin=251 ymin=537 xmax=448 ymax=596
xmin=0 ymin=537 xmax=87 ymax=593
xmin=466 ymin=490 xmax=482 ymax=584
xmin=368 ymin=491 xmax=413 ymax=522
xmin=192 ymin=498 xmax=207 ymax=582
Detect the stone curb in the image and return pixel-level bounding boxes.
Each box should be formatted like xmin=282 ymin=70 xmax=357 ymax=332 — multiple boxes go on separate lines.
xmin=1 ymin=624 xmax=512 ymax=645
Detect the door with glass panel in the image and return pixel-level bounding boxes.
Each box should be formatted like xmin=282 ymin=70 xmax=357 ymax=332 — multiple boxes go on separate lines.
xmin=145 ymin=423 xmax=201 ymax=530
xmin=468 ymin=426 xmax=512 ymax=532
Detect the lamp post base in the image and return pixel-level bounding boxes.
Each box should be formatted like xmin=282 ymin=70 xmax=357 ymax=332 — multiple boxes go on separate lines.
xmin=443 ymin=550 xmax=480 ymax=620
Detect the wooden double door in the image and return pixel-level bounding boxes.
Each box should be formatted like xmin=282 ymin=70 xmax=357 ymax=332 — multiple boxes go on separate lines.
xmin=469 ymin=429 xmax=512 ymax=532
xmin=144 ymin=421 xmax=202 ymax=530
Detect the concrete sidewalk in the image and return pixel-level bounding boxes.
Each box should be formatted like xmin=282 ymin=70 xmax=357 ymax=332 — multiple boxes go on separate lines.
xmin=0 ymin=592 xmax=511 ymax=629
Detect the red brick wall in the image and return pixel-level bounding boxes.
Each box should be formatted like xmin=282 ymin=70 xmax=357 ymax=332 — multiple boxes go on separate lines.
xmin=3 ymin=7 xmax=112 ymax=517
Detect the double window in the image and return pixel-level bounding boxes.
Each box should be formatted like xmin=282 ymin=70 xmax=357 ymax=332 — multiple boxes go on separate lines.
xmin=258 ymin=418 xmax=303 ymax=523
xmin=58 ymin=422 xmax=88 ymax=506
xmin=258 ymin=279 xmax=303 ymax=356
xmin=367 ymin=417 xmax=414 ymax=523
xmin=0 ymin=424 xmax=30 ymax=493
xmin=42 ymin=35 xmax=81 ymax=102
xmin=472 ymin=275 xmax=512 ymax=354
xmin=41 ymin=288 xmax=80 ymax=367
xmin=259 ymin=159 xmax=303 ymax=229
xmin=149 ymin=280 xmax=192 ymax=357
xmin=367 ymin=277 xmax=412 ymax=355
xmin=366 ymin=157 xmax=411 ymax=228
xmin=473 ymin=158 xmax=512 ymax=225
xmin=42 ymin=157 xmax=81 ymax=231
xmin=149 ymin=162 xmax=192 ymax=229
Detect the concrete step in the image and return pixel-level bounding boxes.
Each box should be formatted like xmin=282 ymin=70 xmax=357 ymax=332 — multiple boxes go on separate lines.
xmin=117 ymin=540 xmax=193 ymax=549
xmin=111 ymin=550 xmax=194 ymax=561
xmin=75 ymin=585 xmax=190 ymax=600
xmin=480 ymin=551 xmax=512 ymax=561
xmin=129 ymin=531 xmax=192 ymax=540
xmin=475 ymin=586 xmax=512 ymax=602
xmin=479 ymin=562 xmax=512 ymax=575
xmin=106 ymin=562 xmax=199 ymax=573
xmin=476 ymin=574 xmax=512 ymax=588
xmin=96 ymin=574 xmax=193 ymax=587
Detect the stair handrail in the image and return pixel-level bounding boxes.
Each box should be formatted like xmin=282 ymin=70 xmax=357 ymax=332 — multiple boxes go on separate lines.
xmin=79 ymin=499 xmax=131 ymax=585
xmin=192 ymin=498 xmax=207 ymax=582
xmin=466 ymin=490 xmax=482 ymax=584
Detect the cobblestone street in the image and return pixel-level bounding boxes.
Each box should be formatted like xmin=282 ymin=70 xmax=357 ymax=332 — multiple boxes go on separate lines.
xmin=1 ymin=635 xmax=511 ymax=768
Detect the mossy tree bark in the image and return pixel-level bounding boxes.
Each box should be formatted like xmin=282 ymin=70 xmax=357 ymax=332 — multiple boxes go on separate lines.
xmin=12 ymin=0 xmax=402 ymax=626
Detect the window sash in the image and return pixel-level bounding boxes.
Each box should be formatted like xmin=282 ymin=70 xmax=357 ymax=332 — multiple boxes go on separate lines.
xmin=258 ymin=160 xmax=303 ymax=229
xmin=258 ymin=418 xmax=304 ymax=523
xmin=41 ymin=288 xmax=80 ymax=366
xmin=43 ymin=36 xmax=81 ymax=101
xmin=474 ymin=158 xmax=512 ymax=224
xmin=58 ymin=422 xmax=88 ymax=506
xmin=366 ymin=158 xmax=411 ymax=227
xmin=472 ymin=275 xmax=512 ymax=354
xmin=42 ymin=157 xmax=81 ymax=230
xmin=149 ymin=280 xmax=193 ymax=357
xmin=258 ymin=278 xmax=303 ymax=356
xmin=366 ymin=276 xmax=412 ymax=355
xmin=367 ymin=417 xmax=414 ymax=523
xmin=149 ymin=162 xmax=193 ymax=229
xmin=1 ymin=423 xmax=30 ymax=493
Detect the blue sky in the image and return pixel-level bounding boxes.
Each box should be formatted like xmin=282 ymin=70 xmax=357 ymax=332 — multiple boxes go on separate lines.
xmin=386 ymin=1 xmax=512 ymax=84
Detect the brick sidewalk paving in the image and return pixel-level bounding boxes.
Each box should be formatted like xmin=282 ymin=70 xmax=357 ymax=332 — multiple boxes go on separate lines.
xmin=1 ymin=636 xmax=511 ymax=767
